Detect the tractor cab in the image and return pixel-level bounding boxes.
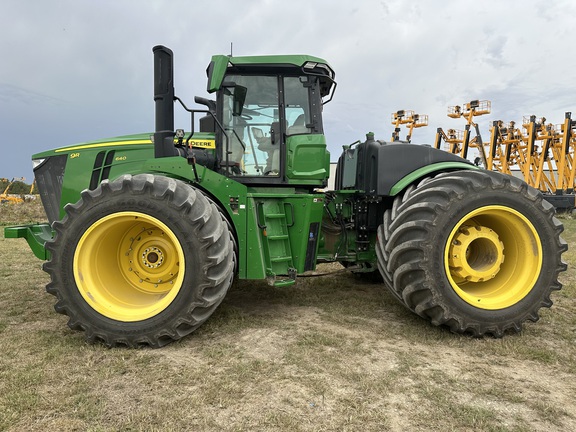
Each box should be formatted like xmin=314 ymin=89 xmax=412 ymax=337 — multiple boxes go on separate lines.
xmin=199 ymin=54 xmax=336 ymax=187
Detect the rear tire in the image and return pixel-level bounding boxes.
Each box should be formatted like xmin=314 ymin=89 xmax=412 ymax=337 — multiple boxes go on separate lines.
xmin=376 ymin=170 xmax=567 ymax=336
xmin=44 ymin=174 xmax=235 ymax=347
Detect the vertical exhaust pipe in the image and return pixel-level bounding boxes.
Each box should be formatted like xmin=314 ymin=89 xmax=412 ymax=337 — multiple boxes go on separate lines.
xmin=153 ymin=45 xmax=176 ymax=158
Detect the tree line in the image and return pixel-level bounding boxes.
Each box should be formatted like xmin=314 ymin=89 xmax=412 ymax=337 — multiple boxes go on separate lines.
xmin=0 ymin=178 xmax=37 ymax=195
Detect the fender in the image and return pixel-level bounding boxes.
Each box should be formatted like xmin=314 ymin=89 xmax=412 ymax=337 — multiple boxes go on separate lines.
xmin=376 ymin=143 xmax=476 ymax=196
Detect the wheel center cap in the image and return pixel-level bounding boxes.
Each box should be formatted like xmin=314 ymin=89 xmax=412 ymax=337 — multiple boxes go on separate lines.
xmin=448 ymin=225 xmax=505 ymax=283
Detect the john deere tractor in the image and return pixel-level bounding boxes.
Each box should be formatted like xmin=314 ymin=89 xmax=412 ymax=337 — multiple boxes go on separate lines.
xmin=5 ymin=46 xmax=567 ymax=347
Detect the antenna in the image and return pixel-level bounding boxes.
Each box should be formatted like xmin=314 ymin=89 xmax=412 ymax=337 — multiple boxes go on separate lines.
xmin=230 ymin=42 xmax=233 ymax=57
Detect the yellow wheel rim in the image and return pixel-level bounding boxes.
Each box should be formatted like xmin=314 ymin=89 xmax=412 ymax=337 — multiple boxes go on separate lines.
xmin=444 ymin=205 xmax=542 ymax=310
xmin=74 ymin=212 xmax=185 ymax=322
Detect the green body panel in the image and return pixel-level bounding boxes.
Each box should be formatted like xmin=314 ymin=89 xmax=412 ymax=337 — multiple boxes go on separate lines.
xmin=32 ymin=133 xmax=153 ymax=159
xmin=39 ymin=133 xmax=215 ymax=220
xmin=30 ymin=132 xmax=156 ymax=219
xmin=286 ymin=134 xmax=330 ymax=182
xmin=207 ymin=54 xmax=331 ymax=93
xmin=59 ymin=141 xmax=155 ymax=220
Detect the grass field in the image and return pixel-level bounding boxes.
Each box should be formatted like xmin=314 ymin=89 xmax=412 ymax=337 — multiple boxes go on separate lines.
xmin=1 ymin=200 xmax=575 ymax=431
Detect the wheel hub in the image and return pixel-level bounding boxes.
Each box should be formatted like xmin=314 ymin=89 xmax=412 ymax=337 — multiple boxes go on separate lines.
xmin=448 ymin=225 xmax=505 ymax=283
xmin=123 ymin=226 xmax=180 ymax=293
xmin=142 ymin=246 xmax=164 ymax=268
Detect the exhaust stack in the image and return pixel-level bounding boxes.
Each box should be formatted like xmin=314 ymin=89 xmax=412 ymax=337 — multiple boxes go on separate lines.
xmin=153 ymin=45 xmax=177 ymax=158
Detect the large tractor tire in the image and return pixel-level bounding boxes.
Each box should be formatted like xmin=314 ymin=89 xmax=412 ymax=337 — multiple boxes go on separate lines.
xmin=376 ymin=170 xmax=567 ymax=337
xmin=43 ymin=174 xmax=235 ymax=347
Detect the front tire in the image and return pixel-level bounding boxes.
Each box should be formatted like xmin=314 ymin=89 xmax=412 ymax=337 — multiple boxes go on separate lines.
xmin=44 ymin=174 xmax=235 ymax=347
xmin=376 ymin=170 xmax=567 ymax=336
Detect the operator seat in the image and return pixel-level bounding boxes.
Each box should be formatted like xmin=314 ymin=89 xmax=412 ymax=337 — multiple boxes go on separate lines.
xmin=286 ymin=114 xmax=309 ymax=135
xmin=254 ymin=122 xmax=285 ymax=175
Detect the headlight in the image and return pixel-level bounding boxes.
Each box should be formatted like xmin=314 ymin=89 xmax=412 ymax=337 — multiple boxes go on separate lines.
xmin=32 ymin=158 xmax=46 ymax=169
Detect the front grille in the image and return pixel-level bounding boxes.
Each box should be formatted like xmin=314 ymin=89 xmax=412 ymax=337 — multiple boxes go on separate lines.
xmin=34 ymin=155 xmax=67 ymax=224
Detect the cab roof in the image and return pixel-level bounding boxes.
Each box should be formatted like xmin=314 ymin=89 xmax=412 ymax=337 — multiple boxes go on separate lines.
xmin=206 ymin=54 xmax=335 ymax=94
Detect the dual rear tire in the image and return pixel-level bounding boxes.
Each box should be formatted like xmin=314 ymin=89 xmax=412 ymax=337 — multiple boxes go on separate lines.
xmin=376 ymin=170 xmax=567 ymax=336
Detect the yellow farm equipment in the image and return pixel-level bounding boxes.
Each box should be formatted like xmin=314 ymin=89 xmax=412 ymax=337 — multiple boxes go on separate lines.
xmin=434 ymin=100 xmax=491 ymax=166
xmin=391 ymin=110 xmax=428 ymax=143
xmin=434 ymin=99 xmax=576 ymax=209
xmin=0 ymin=178 xmax=24 ymax=204
xmin=486 ymin=112 xmax=576 ymax=208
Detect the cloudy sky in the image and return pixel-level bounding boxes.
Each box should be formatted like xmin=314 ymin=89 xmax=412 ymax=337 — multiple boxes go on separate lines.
xmin=1 ymin=0 xmax=575 ymax=181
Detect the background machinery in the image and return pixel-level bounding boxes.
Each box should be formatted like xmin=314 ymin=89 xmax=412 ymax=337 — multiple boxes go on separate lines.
xmin=435 ymin=100 xmax=491 ymax=166
xmin=391 ymin=109 xmax=428 ymax=143
xmin=0 ymin=178 xmax=24 ymax=204
xmin=4 ymin=47 xmax=567 ymax=347
xmin=434 ymin=100 xmax=576 ymax=209
xmin=486 ymin=113 xmax=576 ymax=209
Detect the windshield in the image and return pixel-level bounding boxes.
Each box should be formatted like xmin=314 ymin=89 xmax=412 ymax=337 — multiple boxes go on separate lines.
xmin=221 ymin=75 xmax=314 ymax=176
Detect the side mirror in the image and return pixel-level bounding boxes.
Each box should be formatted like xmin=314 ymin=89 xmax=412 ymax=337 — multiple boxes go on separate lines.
xmin=194 ymin=96 xmax=216 ymax=112
xmin=232 ymin=85 xmax=247 ymax=117
xmin=222 ymin=82 xmax=247 ymax=117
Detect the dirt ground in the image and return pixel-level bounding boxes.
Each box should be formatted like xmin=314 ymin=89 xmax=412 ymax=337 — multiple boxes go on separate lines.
xmin=144 ymin=271 xmax=576 ymax=431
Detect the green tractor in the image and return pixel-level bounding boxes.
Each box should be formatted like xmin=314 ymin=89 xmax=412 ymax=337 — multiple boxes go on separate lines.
xmin=5 ymin=46 xmax=567 ymax=347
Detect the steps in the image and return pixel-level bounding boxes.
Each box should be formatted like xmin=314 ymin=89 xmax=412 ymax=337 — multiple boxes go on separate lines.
xmin=257 ymin=201 xmax=296 ymax=287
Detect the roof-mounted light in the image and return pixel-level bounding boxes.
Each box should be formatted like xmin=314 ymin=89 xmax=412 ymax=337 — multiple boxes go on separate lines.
xmin=303 ymin=61 xmax=334 ymax=79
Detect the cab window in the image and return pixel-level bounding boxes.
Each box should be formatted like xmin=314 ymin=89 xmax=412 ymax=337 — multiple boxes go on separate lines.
xmin=220 ymin=74 xmax=320 ymax=177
